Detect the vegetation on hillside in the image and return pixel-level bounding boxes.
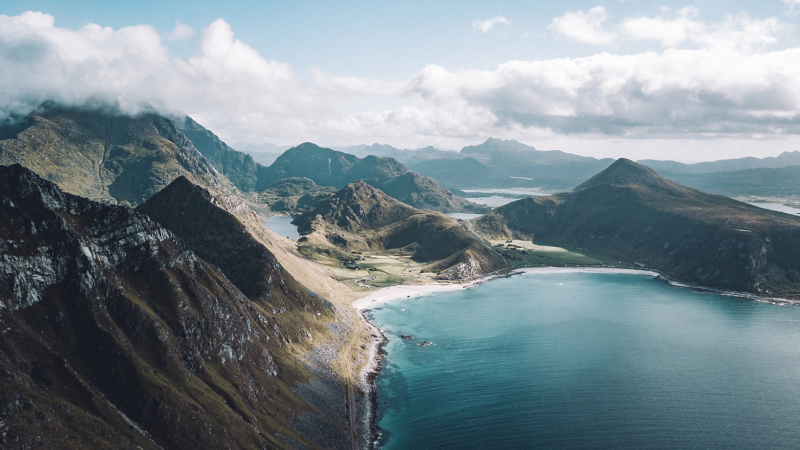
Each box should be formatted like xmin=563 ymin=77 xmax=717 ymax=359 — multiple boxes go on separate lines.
xmin=474 ymin=159 xmax=800 ymax=297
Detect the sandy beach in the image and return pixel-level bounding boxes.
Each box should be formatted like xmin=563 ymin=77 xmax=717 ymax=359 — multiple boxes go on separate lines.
xmin=352 ymin=267 xmax=662 ymax=310
xmin=352 ymin=282 xmax=470 ymax=309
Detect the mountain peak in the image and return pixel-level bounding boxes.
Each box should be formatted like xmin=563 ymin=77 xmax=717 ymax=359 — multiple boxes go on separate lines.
xmin=461 ymin=138 xmax=536 ymax=155
xmin=575 ymin=158 xmax=678 ymax=192
xmin=296 ymin=180 xmax=414 ymax=234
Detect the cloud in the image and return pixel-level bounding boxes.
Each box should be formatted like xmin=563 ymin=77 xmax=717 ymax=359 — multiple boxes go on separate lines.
xmin=622 ymin=8 xmax=785 ymax=51
xmin=473 ymin=16 xmax=511 ymax=33
xmin=552 ymin=6 xmax=786 ymax=52
xmin=1 ymin=10 xmax=800 ymax=154
xmin=169 ymin=21 xmax=193 ymax=40
xmin=405 ymin=47 xmax=800 ymax=136
xmin=549 ymin=6 xmax=617 ymax=45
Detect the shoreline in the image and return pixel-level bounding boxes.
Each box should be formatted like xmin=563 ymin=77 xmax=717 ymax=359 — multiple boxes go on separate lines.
xmin=352 ymin=266 xmax=661 ymax=310
xmin=355 ymin=309 xmax=385 ymax=450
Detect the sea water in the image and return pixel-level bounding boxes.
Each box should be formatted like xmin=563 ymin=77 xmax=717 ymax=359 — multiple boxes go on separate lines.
xmin=368 ymin=273 xmax=800 ymax=449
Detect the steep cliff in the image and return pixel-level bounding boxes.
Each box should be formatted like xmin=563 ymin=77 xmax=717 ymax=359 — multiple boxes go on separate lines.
xmin=0 ymin=164 xmax=352 ymax=449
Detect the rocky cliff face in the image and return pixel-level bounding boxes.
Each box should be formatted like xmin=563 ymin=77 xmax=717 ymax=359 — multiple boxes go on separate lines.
xmin=136 ymin=176 xmax=330 ymax=314
xmin=474 ymin=159 xmax=800 ymax=297
xmin=0 ymin=164 xmax=350 ymax=449
xmin=174 ymin=116 xmax=262 ymax=192
xmin=0 ymin=103 xmax=233 ymax=206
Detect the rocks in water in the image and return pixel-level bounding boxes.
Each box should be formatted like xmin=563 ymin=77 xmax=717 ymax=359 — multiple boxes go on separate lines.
xmin=400 ymin=334 xmax=414 ymax=341
xmin=418 ymin=341 xmax=435 ymax=347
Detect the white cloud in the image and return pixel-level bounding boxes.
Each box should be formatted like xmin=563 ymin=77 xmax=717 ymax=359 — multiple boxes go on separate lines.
xmin=473 ymin=16 xmax=511 ymax=33
xmin=2 ymin=11 xmax=800 ymax=157
xmin=169 ymin=21 xmax=193 ymax=40
xmin=622 ymin=8 xmax=785 ymax=51
xmin=549 ymin=6 xmax=617 ymax=45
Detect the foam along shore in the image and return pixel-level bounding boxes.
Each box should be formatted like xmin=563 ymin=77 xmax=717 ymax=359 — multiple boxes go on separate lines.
xmin=351 ymin=267 xmax=661 ymax=310
xmin=515 ymin=267 xmax=660 ymax=277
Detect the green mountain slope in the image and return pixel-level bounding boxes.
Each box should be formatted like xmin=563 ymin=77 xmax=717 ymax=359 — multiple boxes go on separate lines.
xmin=474 ymin=159 xmax=800 ymax=297
xmin=0 ymin=103 xmax=232 ymax=206
xmin=294 ymin=181 xmax=506 ymax=279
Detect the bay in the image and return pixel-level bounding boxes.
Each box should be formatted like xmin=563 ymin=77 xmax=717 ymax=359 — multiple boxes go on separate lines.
xmin=368 ymin=272 xmax=800 ymax=450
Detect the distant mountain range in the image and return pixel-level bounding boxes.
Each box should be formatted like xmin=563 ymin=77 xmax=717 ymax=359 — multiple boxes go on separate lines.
xmin=336 ymin=138 xmax=800 ymax=198
xmin=474 ymin=159 xmax=800 ymax=297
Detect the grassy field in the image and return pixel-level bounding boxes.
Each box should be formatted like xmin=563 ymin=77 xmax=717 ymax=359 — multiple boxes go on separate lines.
xmin=298 ymin=242 xmax=440 ymax=288
xmin=486 ymin=239 xmax=639 ymax=268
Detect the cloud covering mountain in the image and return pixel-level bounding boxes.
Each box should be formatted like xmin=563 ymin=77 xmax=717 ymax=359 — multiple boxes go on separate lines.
xmin=2 ymin=8 xmax=800 ymax=159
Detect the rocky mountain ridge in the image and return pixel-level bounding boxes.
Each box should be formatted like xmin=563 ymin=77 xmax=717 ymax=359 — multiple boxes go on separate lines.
xmin=0 ymin=164 xmax=359 ymax=449
xmin=474 ymin=159 xmax=800 ymax=297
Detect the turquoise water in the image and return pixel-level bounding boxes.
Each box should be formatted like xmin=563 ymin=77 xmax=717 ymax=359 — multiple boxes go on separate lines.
xmin=265 ymin=216 xmax=300 ymax=239
xmin=368 ymin=273 xmax=800 ymax=450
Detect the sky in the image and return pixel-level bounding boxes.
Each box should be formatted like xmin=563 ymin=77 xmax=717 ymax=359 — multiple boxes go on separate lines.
xmin=2 ymin=0 xmax=800 ymax=161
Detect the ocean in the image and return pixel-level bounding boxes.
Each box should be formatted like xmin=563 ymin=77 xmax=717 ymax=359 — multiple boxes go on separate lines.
xmin=367 ymin=272 xmax=800 ymax=449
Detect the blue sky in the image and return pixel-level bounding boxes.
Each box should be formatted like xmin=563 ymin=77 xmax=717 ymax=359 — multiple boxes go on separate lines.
xmin=2 ymin=0 xmax=800 ymax=160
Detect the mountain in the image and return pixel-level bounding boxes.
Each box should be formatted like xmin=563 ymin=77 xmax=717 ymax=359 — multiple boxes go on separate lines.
xmin=136 ymin=176 xmax=327 ymax=309
xmin=408 ymin=138 xmax=614 ymax=190
xmin=0 ymin=164 xmax=352 ymax=449
xmin=294 ymin=181 xmax=506 ymax=279
xmin=174 ymin=116 xmax=261 ymax=192
xmin=654 ymin=165 xmax=800 ymax=198
xmin=0 ymin=102 xmax=232 ymax=207
xmin=474 ymin=159 xmax=800 ymax=297
xmin=336 ymin=143 xmax=406 ymax=160
xmin=235 ymin=142 xmax=290 ymax=166
xmin=256 ymin=177 xmax=337 ymax=215
xmin=405 ymin=157 xmax=496 ymax=188
xmin=257 ymin=143 xmax=486 ymax=213
xmin=639 ymin=151 xmax=800 ymax=175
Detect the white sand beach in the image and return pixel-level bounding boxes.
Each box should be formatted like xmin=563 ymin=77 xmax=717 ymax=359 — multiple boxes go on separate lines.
xmin=352 ymin=267 xmax=661 ymax=309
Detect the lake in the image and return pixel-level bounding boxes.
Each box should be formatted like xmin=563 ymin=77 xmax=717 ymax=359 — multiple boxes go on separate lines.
xmin=464 ymin=196 xmax=517 ymax=206
xmin=367 ymin=272 xmax=800 ymax=450
xmin=264 ymin=216 xmax=300 ymax=239
xmin=444 ymin=213 xmax=483 ymax=220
